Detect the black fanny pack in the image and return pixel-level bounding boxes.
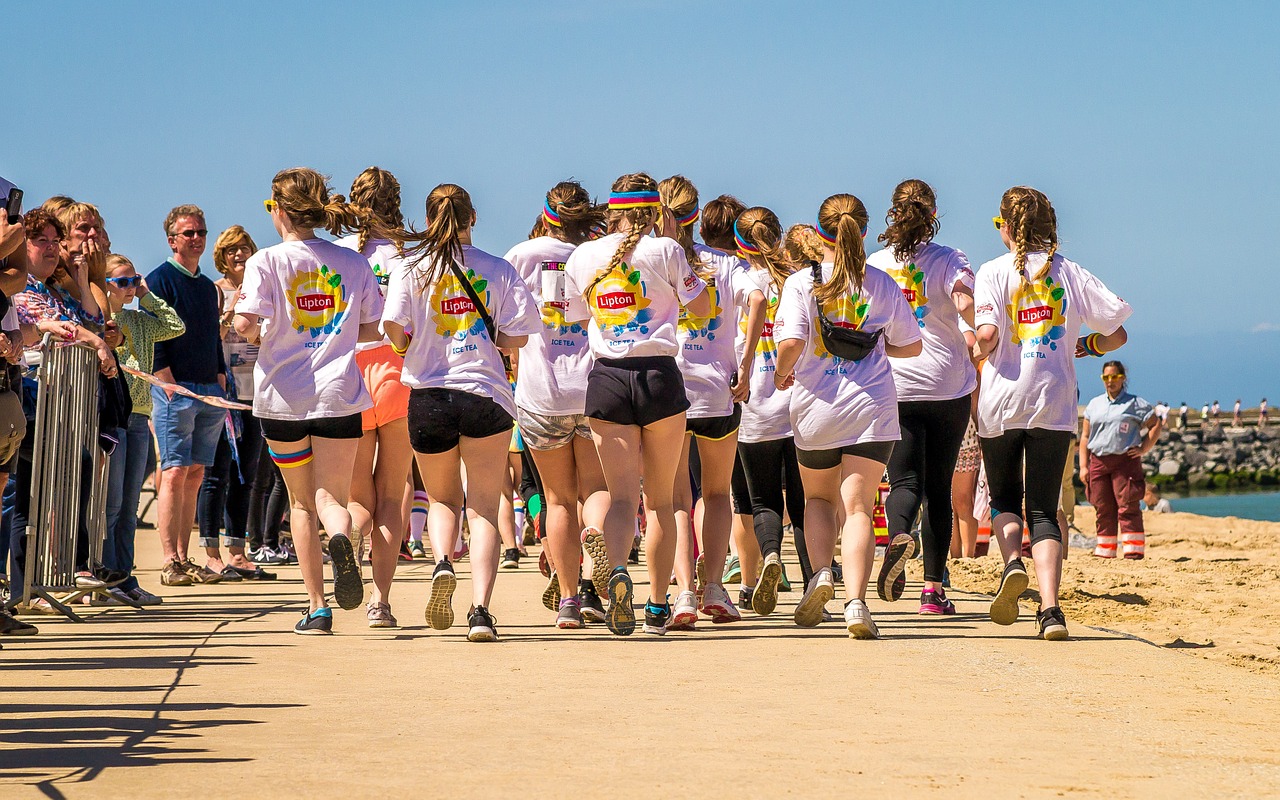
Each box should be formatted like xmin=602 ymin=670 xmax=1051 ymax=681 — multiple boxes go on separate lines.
xmin=810 ymin=261 xmax=882 ymax=362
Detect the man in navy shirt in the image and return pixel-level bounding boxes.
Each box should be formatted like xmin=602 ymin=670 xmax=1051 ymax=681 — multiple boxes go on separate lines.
xmin=147 ymin=204 xmax=228 ymax=588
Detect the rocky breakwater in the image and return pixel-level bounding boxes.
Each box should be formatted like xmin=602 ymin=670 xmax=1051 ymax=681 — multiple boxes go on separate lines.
xmin=1145 ymin=425 xmax=1280 ymax=491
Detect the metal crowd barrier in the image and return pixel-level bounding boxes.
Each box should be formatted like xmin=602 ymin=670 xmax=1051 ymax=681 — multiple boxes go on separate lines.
xmin=19 ymin=338 xmax=138 ymax=621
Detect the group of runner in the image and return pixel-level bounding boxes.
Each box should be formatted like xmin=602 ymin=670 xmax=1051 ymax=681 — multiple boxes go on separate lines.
xmin=231 ymin=168 xmax=1131 ymax=642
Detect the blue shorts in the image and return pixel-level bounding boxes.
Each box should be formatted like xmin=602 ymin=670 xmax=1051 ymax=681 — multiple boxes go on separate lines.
xmin=151 ymin=383 xmax=226 ymax=469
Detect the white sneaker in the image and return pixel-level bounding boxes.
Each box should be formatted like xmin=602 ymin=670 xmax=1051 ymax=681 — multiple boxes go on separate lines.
xmin=794 ymin=568 xmax=835 ymax=628
xmin=669 ymin=590 xmax=699 ymax=630
xmin=843 ymin=598 xmax=879 ymax=640
xmin=699 ymin=583 xmax=741 ymax=623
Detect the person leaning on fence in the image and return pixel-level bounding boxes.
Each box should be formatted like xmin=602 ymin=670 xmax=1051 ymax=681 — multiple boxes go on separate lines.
xmin=147 ymin=204 xmax=230 ymax=588
xmin=102 ymin=253 xmax=185 ymax=605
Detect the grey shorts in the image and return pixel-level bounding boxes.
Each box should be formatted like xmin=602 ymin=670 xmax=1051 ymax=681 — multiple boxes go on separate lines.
xmin=517 ymin=408 xmax=593 ymax=451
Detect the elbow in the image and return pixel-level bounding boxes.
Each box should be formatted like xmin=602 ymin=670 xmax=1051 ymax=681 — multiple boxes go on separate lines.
xmin=1110 ymin=326 xmax=1128 ymax=348
xmin=496 ymin=333 xmax=529 ymax=349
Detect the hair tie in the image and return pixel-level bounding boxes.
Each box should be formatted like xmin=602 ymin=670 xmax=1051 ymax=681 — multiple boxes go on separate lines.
xmin=608 ymin=190 xmax=661 ymax=210
xmin=542 ymin=199 xmax=562 ymax=228
xmin=676 ymin=207 xmax=699 ymax=227
xmin=815 ymin=218 xmax=868 ymax=244
xmin=734 ymin=220 xmax=761 ymax=257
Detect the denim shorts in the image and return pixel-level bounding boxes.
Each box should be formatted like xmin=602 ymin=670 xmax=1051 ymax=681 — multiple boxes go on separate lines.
xmin=152 ymin=383 xmax=227 ymax=469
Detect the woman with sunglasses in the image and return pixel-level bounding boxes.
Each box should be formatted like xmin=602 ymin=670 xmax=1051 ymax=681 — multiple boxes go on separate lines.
xmin=974 ymin=187 xmax=1131 ymax=641
xmin=1080 ymin=361 xmax=1160 ymax=559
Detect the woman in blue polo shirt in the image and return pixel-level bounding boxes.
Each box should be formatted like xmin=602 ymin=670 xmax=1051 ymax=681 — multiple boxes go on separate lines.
xmin=1079 ymin=360 xmax=1161 ymax=560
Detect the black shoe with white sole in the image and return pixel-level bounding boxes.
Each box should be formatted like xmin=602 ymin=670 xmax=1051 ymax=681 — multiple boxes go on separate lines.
xmin=877 ymin=534 xmax=916 ymax=602
xmin=1037 ymin=606 xmax=1069 ymax=640
xmin=468 ymin=605 xmax=498 ymax=641
xmin=294 ymin=607 xmax=333 ymax=635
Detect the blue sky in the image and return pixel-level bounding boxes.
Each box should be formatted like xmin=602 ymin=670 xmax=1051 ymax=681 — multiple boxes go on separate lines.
xmin=7 ymin=1 xmax=1278 ymax=405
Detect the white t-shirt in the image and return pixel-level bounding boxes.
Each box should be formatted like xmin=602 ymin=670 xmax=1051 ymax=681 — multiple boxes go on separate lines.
xmin=334 ymin=236 xmax=407 ymax=352
xmin=503 ymin=236 xmax=592 ymax=416
xmin=774 ymin=262 xmax=921 ymax=451
xmin=677 ymin=244 xmax=759 ymax=418
xmin=867 ymin=242 xmax=978 ymax=403
xmin=381 ymin=244 xmax=542 ymax=418
xmin=563 ymin=233 xmax=706 ymax=359
xmin=737 ymin=267 xmax=793 ymax=444
xmin=235 ymin=238 xmax=383 ymax=421
xmin=973 ymin=251 xmax=1132 ymax=437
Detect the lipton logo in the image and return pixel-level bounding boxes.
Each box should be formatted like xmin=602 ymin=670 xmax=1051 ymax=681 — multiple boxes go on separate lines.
xmin=1018 ymin=305 xmax=1053 ymax=325
xmin=833 ymin=320 xmax=857 ymax=330
xmin=296 ymin=294 xmax=334 ymax=313
xmin=761 ymin=321 xmax=774 ymax=338
xmin=441 ymin=297 xmax=476 ymax=315
xmin=548 ymin=300 xmax=568 ymax=311
xmin=902 ymin=288 xmax=916 ymax=303
xmin=597 ymin=291 xmax=635 ymax=310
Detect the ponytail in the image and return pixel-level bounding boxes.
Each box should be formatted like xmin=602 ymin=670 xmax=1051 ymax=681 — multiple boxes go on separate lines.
xmin=736 ymin=207 xmax=794 ymax=293
xmin=815 ymin=193 xmax=869 ymax=304
xmin=348 ymin=166 xmax=405 ymax=253
xmin=271 ymin=167 xmax=370 ymax=238
xmin=658 ymin=174 xmax=709 ymax=278
xmin=1000 ymin=186 xmax=1058 ymax=290
xmin=398 ymin=183 xmax=474 ymax=293
xmin=878 ymin=179 xmax=939 ymax=263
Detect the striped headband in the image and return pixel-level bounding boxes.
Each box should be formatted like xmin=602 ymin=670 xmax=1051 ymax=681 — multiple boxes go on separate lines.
xmin=814 ymin=219 xmax=868 ymax=245
xmin=608 ymin=190 xmax=661 ymax=210
xmin=734 ymin=220 xmax=761 ymax=256
xmin=542 ymin=199 xmax=562 ymax=228
xmin=676 ymin=207 xmax=700 ymax=227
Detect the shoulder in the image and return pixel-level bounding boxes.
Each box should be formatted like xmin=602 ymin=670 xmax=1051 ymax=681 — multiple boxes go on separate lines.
xmin=865 ymin=248 xmax=897 ymax=270
xmin=640 ymin=236 xmax=683 ymax=260
xmin=147 ymin=262 xmax=175 ymax=282
xmin=464 ymin=246 xmax=516 ymax=276
xmin=333 ymin=234 xmax=358 ymax=252
xmin=782 ymin=267 xmax=813 ymax=294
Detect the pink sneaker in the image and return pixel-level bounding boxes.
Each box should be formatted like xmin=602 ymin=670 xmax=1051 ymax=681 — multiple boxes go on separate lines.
xmin=918 ymin=589 xmax=956 ymax=616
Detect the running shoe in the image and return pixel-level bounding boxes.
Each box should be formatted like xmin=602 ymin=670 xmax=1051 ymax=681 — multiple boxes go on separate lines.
xmin=752 ymin=552 xmax=782 ymax=617
xmin=1036 ymin=606 xmax=1069 ymax=641
xmin=989 ymin=559 xmax=1029 ymax=626
xmin=604 ymin=567 xmax=636 ymax=636
xmin=0 ymin=609 xmax=37 ymax=635
xmin=700 ymin=583 xmax=741 ymax=623
xmin=398 ymin=540 xmax=413 ymax=561
xmin=722 ymin=554 xmax=741 ymax=584
xmin=294 ymin=607 xmax=333 ymax=635
xmin=669 ymin=590 xmax=699 ymax=630
xmin=843 ymin=598 xmax=879 ymax=640
xmin=830 ymin=560 xmax=843 ymax=584
xmin=538 ymin=550 xmax=551 ymax=578
xmin=556 ymin=598 xmax=583 ymax=629
xmin=643 ymin=600 xmax=671 ymax=636
xmin=125 ymin=586 xmax=163 ymax=606
xmin=542 ymin=571 xmax=561 ymax=612
xmin=367 ymin=601 xmax=398 ymax=629
xmin=628 ymin=538 xmax=641 ymax=565
xmin=425 ymin=560 xmax=457 ymax=630
xmin=581 ymin=526 xmax=611 ymax=598
xmin=277 ymin=541 xmax=299 ymax=564
xmin=248 ymin=544 xmax=285 ymax=565
xmin=739 ymin=585 xmax=754 ymax=608
xmin=794 ymin=568 xmax=835 ymax=628
xmin=500 ymin=548 xmax=521 ymax=569
xmin=327 ymin=533 xmax=364 ymax=611
xmin=919 ymin=589 xmax=956 ymax=616
xmin=876 ymin=533 xmax=915 ymax=602
xmin=467 ymin=605 xmax=499 ymax=642
xmin=579 ymin=583 xmax=606 ymax=624
xmin=160 ymin=560 xmax=193 ymax=587
xmin=452 ymin=540 xmax=470 ymax=562
xmin=407 ymin=540 xmax=427 ymax=560
xmin=182 ymin=559 xmax=225 ymax=585
xmin=778 ymin=563 xmax=792 ymax=593
xmin=695 ymin=553 xmax=706 ymax=598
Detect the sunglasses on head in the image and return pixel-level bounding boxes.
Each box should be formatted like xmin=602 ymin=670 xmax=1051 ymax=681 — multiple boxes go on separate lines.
xmin=107 ymin=276 xmax=142 ymax=288
xmin=992 ymin=216 xmax=1005 ymax=230
xmin=173 ymin=229 xmax=208 ymax=239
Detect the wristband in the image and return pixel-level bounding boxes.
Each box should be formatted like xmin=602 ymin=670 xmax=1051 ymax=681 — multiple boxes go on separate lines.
xmin=1082 ymin=332 xmax=1105 ymax=357
xmin=390 ymin=336 xmax=411 ymax=357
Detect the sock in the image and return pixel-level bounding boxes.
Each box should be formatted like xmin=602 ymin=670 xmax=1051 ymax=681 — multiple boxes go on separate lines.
xmin=410 ymin=491 xmax=428 ymax=543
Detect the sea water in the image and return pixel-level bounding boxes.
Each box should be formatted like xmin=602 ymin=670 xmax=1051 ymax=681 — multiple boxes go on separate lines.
xmin=1164 ymin=491 xmax=1280 ymax=523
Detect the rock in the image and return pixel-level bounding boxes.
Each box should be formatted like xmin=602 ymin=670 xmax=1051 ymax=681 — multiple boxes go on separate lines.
xmin=1158 ymin=459 xmax=1182 ymax=477
xmin=1203 ymin=460 xmax=1218 ymax=472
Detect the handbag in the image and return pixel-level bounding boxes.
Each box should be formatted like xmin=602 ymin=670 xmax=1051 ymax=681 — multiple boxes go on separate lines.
xmin=447 ymin=260 xmax=497 ymax=341
xmin=810 ymin=261 xmax=882 ymax=362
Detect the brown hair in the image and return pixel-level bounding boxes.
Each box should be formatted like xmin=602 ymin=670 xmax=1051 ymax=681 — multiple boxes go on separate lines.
xmin=212 ymin=225 xmax=259 ymax=275
xmin=700 ymin=194 xmax=746 ymax=252
xmin=24 ymin=208 xmax=66 ymax=240
xmin=270 ymin=168 xmax=365 ymax=237
xmin=399 ymin=183 xmax=475 ymax=291
xmin=999 ymin=186 xmax=1058 ymax=288
xmin=544 ymin=180 xmax=606 ymax=246
xmin=815 ymin=194 xmax=869 ymax=303
xmin=784 ymin=224 xmax=823 ymax=264
xmin=164 ymin=203 xmax=205 ymax=236
xmin=878 ymin=179 xmax=939 ymax=263
xmin=595 ymin=173 xmax=660 ymax=287
xmin=736 ymin=207 xmax=795 ymax=293
xmin=348 ymin=166 xmax=405 ymax=252
xmin=657 ymin=175 xmax=708 ymax=277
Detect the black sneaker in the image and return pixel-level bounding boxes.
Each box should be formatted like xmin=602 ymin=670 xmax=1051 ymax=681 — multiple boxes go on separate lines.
xmin=294 ymin=607 xmax=333 ymax=635
xmin=578 ymin=582 xmax=606 ymax=624
xmin=830 ymin=560 xmax=843 ymax=584
xmin=628 ymin=546 xmax=640 ymax=565
xmin=1037 ymin=606 xmax=1069 ymax=641
xmin=738 ymin=585 xmax=754 ymax=608
xmin=500 ymin=548 xmax=521 ymax=570
xmin=605 ymin=567 xmax=636 ymax=636
xmin=0 ymin=609 xmax=38 ymax=636
xmin=876 ymin=533 xmax=915 ymax=602
xmin=643 ymin=600 xmax=671 ymax=635
xmin=467 ymin=605 xmax=498 ymax=642
xmin=426 ymin=560 xmax=457 ymax=630
xmin=327 ymin=533 xmax=364 ymax=611
xmin=990 ymin=559 xmax=1030 ymax=626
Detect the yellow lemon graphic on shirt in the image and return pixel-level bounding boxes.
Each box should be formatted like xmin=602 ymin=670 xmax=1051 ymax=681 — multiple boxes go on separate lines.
xmin=813 ymin=293 xmax=869 ymax=359
xmin=740 ymin=289 xmax=780 ymax=361
xmin=288 ymin=266 xmax=348 ymax=338
xmin=589 ymin=266 xmax=652 ymax=332
xmin=430 ymin=269 xmax=491 ymax=340
xmin=887 ymin=262 xmax=929 ymax=328
xmin=1007 ymin=275 xmax=1067 ymax=348
xmin=679 ymin=276 xmax=723 ymax=341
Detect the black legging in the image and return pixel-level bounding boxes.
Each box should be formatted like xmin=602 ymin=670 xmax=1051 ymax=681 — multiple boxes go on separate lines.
xmin=885 ymin=396 xmax=971 ymax=583
xmin=247 ymin=435 xmax=287 ymax=551
xmin=517 ymin=446 xmax=545 ymax=538
xmin=979 ymin=428 xmax=1074 ymax=547
xmin=737 ymin=437 xmax=813 ymax=584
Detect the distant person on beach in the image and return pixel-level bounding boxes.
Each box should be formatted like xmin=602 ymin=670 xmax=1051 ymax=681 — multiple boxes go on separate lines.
xmin=1233 ymin=399 xmax=1242 ymax=427
xmin=1142 ymin=485 xmax=1171 ymax=513
xmin=1154 ymin=401 xmax=1169 ymax=425
xmin=1201 ymin=403 xmax=1209 ymax=425
xmin=1211 ymin=400 xmax=1220 ymax=421
xmin=1080 ymin=361 xmax=1161 ymax=559
xmin=973 ymin=186 xmax=1131 ymax=641
xmin=1261 ymin=398 xmax=1269 ymax=427
xmin=1179 ymin=402 xmax=1188 ymax=429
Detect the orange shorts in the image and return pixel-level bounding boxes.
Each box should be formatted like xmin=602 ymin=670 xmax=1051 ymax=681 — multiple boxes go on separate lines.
xmin=355 ymin=344 xmax=410 ymax=431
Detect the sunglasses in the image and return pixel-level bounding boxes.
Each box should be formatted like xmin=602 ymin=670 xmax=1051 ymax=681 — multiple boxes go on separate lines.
xmin=1101 ymin=374 xmax=1126 ymax=381
xmin=992 ymin=216 xmax=1005 ymax=230
xmin=263 ymin=199 xmax=277 ymax=213
xmin=107 ymin=276 xmax=143 ymax=289
xmin=173 ymin=229 xmax=208 ymax=239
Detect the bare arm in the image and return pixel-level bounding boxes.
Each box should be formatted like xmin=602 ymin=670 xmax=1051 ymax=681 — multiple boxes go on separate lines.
xmin=232 ymin=313 xmax=260 ymax=345
xmin=0 ymin=245 xmax=29 ymax=296
xmin=773 ymin=338 xmax=804 ymax=391
xmin=684 ymin=286 xmax=712 ymax=319
xmin=495 ymin=332 xmax=528 ymax=348
xmin=734 ymin=289 xmax=766 ymax=402
xmin=357 ymin=321 xmax=384 ymax=343
xmin=1076 ymin=325 xmax=1128 ymax=358
xmin=952 ymin=286 xmax=977 ymax=352
xmin=885 ymin=339 xmax=923 ymax=358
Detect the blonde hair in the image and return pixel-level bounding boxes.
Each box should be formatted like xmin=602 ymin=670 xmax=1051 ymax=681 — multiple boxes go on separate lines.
xmin=58 ymin=201 xmax=104 ymax=237
xmin=878 ymin=179 xmax=939 ymax=263
xmin=596 ymin=173 xmax=660 ymax=287
xmin=41 ymin=195 xmax=76 ymax=217
xmin=105 ymin=253 xmax=134 ymax=274
xmin=349 ymin=166 xmax=405 ymax=252
xmin=399 ymin=183 xmax=475 ymax=291
xmin=270 ymin=168 xmax=366 ymax=237
xmin=784 ymin=224 xmax=823 ymax=264
xmin=657 ymin=175 xmax=708 ymax=277
xmin=544 ymin=180 xmax=606 ymax=246
xmin=212 ymin=225 xmax=258 ymax=275
xmin=736 ymin=207 xmax=795 ymax=293
xmin=700 ymin=194 xmax=746 ymax=252
xmin=1000 ymin=186 xmax=1058 ymax=289
xmin=815 ymin=194 xmax=869 ymax=304
xmin=163 ymin=203 xmax=205 ymax=236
